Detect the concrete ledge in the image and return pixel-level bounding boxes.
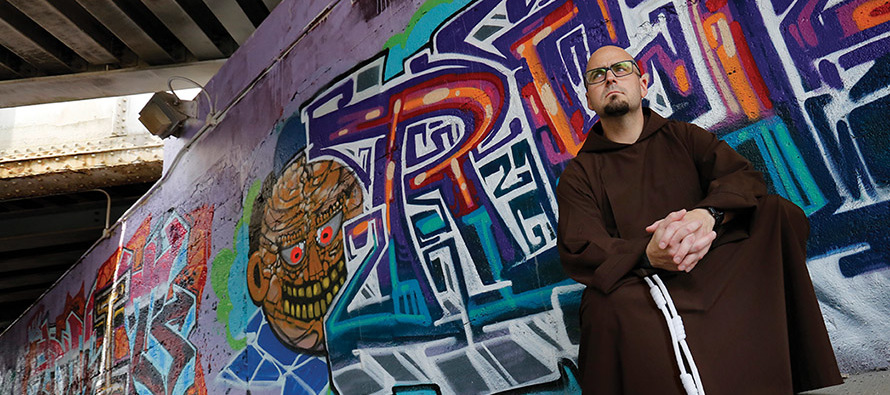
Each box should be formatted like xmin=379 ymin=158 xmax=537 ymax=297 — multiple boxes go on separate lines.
xmin=801 ymin=370 xmax=890 ymax=395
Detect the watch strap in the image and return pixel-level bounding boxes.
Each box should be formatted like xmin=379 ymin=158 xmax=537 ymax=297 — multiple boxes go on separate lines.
xmin=705 ymin=206 xmax=724 ymax=230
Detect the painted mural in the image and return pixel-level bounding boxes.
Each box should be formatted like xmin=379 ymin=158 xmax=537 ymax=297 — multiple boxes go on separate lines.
xmin=1 ymin=0 xmax=888 ymax=394
xmin=0 ymin=206 xmax=214 ymax=394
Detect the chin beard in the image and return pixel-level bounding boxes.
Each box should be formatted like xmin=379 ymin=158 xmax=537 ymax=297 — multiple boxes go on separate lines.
xmin=603 ymin=99 xmax=630 ymax=116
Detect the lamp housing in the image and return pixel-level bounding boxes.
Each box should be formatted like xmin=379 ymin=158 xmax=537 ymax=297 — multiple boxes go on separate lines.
xmin=138 ymin=91 xmax=195 ymax=138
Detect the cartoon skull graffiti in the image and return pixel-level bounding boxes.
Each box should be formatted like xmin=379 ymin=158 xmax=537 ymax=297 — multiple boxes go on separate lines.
xmin=247 ymin=153 xmax=362 ymax=352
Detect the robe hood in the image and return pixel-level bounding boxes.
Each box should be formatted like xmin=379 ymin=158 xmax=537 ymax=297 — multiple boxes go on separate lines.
xmin=579 ymin=107 xmax=668 ymax=153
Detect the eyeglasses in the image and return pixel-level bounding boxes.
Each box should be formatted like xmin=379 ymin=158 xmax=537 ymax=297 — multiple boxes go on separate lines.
xmin=584 ymin=60 xmax=639 ymax=85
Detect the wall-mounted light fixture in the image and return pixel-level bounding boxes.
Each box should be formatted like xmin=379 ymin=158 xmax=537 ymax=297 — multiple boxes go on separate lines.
xmin=138 ymin=91 xmax=195 ymax=139
xmin=138 ymin=76 xmax=214 ymax=139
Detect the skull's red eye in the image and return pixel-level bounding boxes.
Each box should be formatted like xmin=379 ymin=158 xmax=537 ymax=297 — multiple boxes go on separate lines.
xmin=318 ymin=226 xmax=334 ymax=245
xmin=290 ymin=246 xmax=303 ymax=263
xmin=316 ymin=212 xmax=343 ymax=247
xmin=280 ymin=241 xmax=305 ymax=266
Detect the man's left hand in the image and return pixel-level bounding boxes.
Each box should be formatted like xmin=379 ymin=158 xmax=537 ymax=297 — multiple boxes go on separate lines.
xmin=645 ymin=209 xmax=717 ymax=272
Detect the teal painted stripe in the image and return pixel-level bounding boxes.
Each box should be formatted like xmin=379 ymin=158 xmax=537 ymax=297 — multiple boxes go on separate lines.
xmin=771 ymin=120 xmax=827 ymax=215
xmin=721 ymin=117 xmax=827 ymax=215
xmin=415 ymin=211 xmax=446 ymax=236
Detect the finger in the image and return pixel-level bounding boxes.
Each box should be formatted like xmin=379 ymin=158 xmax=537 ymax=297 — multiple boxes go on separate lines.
xmin=669 ymin=221 xmax=702 ymax=250
xmin=682 ymin=257 xmax=700 ymax=272
xmin=685 ymin=243 xmax=712 ymax=272
xmin=673 ymin=234 xmax=697 ymax=263
xmin=659 ymin=217 xmax=686 ymax=249
xmin=684 ymin=247 xmax=710 ymax=272
xmin=645 ymin=219 xmax=663 ymax=233
xmin=654 ymin=210 xmax=687 ymax=248
xmin=661 ymin=217 xmax=695 ymax=249
xmin=670 ymin=209 xmax=687 ymax=223
xmin=688 ymin=231 xmax=717 ymax=254
xmin=678 ymin=251 xmax=699 ymax=272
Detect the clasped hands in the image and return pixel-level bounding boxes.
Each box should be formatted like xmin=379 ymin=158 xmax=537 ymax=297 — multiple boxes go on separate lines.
xmin=644 ymin=209 xmax=717 ymax=272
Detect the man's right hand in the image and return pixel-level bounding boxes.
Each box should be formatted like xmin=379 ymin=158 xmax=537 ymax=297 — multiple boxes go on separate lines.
xmin=645 ymin=209 xmax=717 ymax=272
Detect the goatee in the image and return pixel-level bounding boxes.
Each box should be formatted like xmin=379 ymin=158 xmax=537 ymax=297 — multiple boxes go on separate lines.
xmin=603 ymin=100 xmax=630 ymax=116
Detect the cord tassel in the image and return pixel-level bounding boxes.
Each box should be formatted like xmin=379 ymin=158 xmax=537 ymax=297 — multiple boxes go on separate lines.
xmin=645 ymin=274 xmax=705 ymax=395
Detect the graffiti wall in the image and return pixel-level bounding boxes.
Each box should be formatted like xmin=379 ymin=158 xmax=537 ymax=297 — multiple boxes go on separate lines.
xmin=1 ymin=0 xmax=888 ymax=393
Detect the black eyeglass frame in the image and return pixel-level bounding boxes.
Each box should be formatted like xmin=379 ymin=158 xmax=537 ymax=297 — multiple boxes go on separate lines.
xmin=584 ymin=60 xmax=641 ymax=85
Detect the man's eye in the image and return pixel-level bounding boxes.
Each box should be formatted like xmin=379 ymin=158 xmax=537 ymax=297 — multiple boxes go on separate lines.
xmin=613 ymin=63 xmax=631 ymax=73
xmin=592 ymin=70 xmax=606 ymax=79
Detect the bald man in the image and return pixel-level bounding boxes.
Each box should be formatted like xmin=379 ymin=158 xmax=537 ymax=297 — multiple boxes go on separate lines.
xmin=556 ymin=46 xmax=842 ymax=394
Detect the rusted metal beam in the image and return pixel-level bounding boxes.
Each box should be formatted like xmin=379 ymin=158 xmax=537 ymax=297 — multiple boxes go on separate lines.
xmin=7 ymin=0 xmax=118 ymax=65
xmin=0 ymin=143 xmax=163 ymax=201
xmin=0 ymin=164 xmax=161 ymax=202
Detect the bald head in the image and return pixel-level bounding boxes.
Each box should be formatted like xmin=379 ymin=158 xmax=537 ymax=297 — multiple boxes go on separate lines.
xmin=586 ymin=45 xmax=635 ymax=72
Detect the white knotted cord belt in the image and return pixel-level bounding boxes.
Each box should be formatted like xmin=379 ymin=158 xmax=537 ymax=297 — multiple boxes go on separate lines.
xmin=644 ymin=274 xmax=705 ymax=395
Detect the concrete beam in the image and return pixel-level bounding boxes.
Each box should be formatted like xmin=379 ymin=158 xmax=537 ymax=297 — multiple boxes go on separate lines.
xmin=0 ymin=59 xmax=224 ymax=108
xmin=75 ymin=0 xmax=174 ymax=64
xmin=203 ymin=0 xmax=256 ymax=44
xmin=8 ymin=0 xmax=117 ymax=65
xmin=141 ymin=0 xmax=225 ymax=60
xmin=0 ymin=1 xmax=75 ymax=74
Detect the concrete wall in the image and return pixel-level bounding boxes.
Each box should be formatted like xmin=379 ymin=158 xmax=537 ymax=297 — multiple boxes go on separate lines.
xmin=1 ymin=0 xmax=888 ymax=393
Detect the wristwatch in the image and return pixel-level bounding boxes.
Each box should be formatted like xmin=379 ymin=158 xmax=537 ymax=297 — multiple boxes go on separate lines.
xmin=705 ymin=207 xmax=724 ymax=230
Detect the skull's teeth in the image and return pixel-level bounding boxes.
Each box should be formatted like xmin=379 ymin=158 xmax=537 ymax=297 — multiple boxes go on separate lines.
xmin=280 ymin=260 xmax=349 ymax=320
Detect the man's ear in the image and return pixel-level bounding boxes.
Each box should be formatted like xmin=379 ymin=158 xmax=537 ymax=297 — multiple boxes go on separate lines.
xmin=640 ymin=73 xmax=650 ymax=97
xmin=586 ymin=90 xmax=594 ymax=111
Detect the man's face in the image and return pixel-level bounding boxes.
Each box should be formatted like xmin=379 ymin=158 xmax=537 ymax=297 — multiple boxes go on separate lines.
xmin=585 ymin=46 xmax=649 ymax=117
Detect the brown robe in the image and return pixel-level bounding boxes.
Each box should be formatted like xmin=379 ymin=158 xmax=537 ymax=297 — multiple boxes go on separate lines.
xmin=556 ymin=108 xmax=842 ymax=394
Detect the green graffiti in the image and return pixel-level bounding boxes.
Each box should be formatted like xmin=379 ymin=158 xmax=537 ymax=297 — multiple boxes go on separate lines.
xmin=211 ymin=179 xmax=263 ymax=350
xmin=382 ymin=0 xmax=473 ymax=79
xmin=384 ymin=0 xmax=456 ymax=50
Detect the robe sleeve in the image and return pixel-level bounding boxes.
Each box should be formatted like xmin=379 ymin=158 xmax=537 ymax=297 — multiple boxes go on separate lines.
xmin=556 ymin=160 xmax=650 ymax=293
xmin=684 ymin=123 xmax=767 ymax=211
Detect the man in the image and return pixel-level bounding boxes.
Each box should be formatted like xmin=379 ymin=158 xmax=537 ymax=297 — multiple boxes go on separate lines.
xmin=556 ymin=45 xmax=842 ymax=394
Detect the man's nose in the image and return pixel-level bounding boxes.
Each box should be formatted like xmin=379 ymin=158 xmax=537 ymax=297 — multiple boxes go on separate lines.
xmin=604 ymin=69 xmax=619 ymax=84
